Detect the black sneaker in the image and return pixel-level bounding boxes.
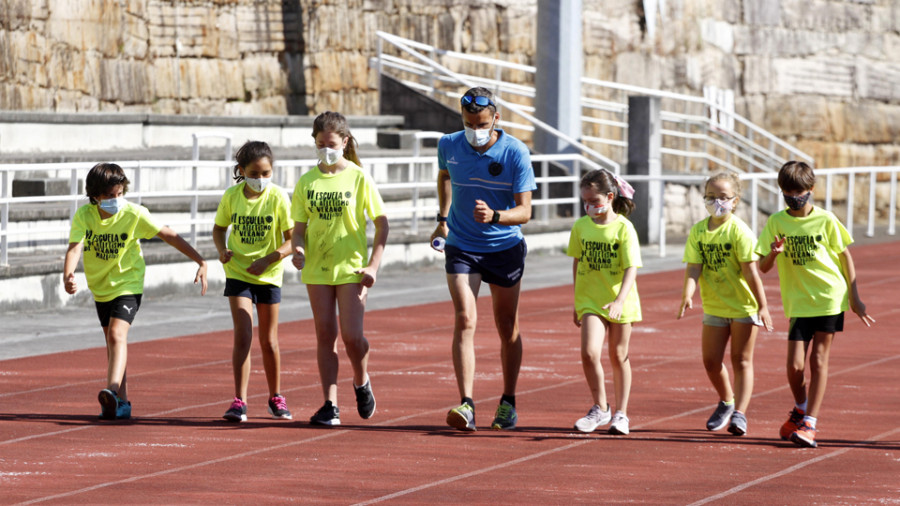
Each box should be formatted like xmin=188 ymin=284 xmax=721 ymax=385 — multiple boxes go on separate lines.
xmin=98 ymin=389 xmax=118 ymax=420
xmin=310 ymin=401 xmax=340 ymax=426
xmin=267 ymin=394 xmax=293 ymax=420
xmin=354 ymin=380 xmax=376 ymax=419
xmin=223 ymin=397 xmax=247 ymax=422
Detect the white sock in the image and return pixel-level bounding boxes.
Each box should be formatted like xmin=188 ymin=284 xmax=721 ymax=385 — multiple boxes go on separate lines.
xmin=796 ymin=400 xmax=808 ymax=412
xmin=802 ymin=415 xmax=817 ymax=428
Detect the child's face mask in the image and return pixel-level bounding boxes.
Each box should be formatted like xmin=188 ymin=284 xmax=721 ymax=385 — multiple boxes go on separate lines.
xmin=244 ymin=176 xmax=271 ymax=193
xmin=317 ymin=147 xmax=343 ymax=166
xmin=704 ymin=196 xmax=735 ymax=217
xmin=783 ymin=191 xmax=811 ymax=210
xmin=584 ymin=202 xmax=609 ymax=218
xmin=98 ymin=196 xmax=127 ymax=215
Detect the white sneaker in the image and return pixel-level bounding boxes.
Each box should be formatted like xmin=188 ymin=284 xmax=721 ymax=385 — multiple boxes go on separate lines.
xmin=609 ymin=411 xmax=630 ymax=435
xmin=574 ymin=404 xmax=611 ymax=433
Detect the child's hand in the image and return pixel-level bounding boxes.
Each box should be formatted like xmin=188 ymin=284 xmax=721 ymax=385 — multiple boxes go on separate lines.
xmin=194 ymin=262 xmax=208 ymax=296
xmin=292 ymin=247 xmax=305 ymax=270
xmin=219 ymin=249 xmax=234 ymax=264
xmin=758 ymin=306 xmax=774 ymax=331
xmin=850 ymin=297 xmax=876 ymax=327
xmin=355 ymin=266 xmax=377 ymax=288
xmin=771 ymin=235 xmax=785 ymax=255
xmin=573 ymin=309 xmax=581 ymax=327
xmin=63 ymin=273 xmax=77 ymax=294
xmin=246 ymin=257 xmax=269 ymax=276
xmin=603 ymin=300 xmax=624 ymax=321
xmin=676 ymin=297 xmax=692 ymax=319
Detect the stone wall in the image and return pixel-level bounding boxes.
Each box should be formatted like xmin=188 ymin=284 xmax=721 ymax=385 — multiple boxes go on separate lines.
xmin=1 ymin=0 xmax=898 ymax=169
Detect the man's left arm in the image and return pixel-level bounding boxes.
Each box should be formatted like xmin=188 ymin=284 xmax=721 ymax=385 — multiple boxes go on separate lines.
xmin=473 ymin=191 xmax=531 ymax=225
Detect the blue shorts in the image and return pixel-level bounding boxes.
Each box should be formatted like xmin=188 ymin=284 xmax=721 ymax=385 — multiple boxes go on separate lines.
xmin=444 ymin=239 xmax=527 ymax=288
xmin=95 ymin=294 xmax=142 ymax=327
xmin=788 ymin=313 xmax=843 ymax=342
xmin=702 ymin=313 xmax=762 ymax=327
xmin=224 ymin=278 xmax=282 ymax=304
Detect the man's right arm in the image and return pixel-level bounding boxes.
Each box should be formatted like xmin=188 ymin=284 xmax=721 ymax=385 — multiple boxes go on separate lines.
xmin=431 ymin=169 xmax=452 ymax=245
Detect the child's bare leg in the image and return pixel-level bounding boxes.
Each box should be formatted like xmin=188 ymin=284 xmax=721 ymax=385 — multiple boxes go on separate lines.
xmin=105 ymin=318 xmax=131 ymax=400
xmin=701 ymin=324 xmax=733 ymax=403
xmin=786 ymin=340 xmax=809 ymax=406
xmin=580 ymin=314 xmax=608 ymax=408
xmin=337 ymin=283 xmax=369 ymax=387
xmin=308 ymin=284 xmax=340 ymax=403
xmin=805 ymin=331 xmax=835 ymax=419
xmin=607 ymin=321 xmax=633 ymax=413
xmin=228 ymin=296 xmax=254 ymax=400
xmin=730 ymin=322 xmax=758 ymax=413
xmin=256 ymin=302 xmax=282 ymax=397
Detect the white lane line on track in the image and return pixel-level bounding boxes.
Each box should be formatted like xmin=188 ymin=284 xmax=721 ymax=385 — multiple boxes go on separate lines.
xmin=686 ymin=427 xmax=900 ymax=506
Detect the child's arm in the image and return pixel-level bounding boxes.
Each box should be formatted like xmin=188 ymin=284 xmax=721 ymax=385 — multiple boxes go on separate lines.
xmin=839 ymin=248 xmax=876 ymax=327
xmin=741 ymin=260 xmax=774 ymax=331
xmin=291 ymin=222 xmax=308 ymax=270
xmin=247 ymin=228 xmax=294 ymax=276
xmin=603 ymin=266 xmax=637 ymax=321
xmin=676 ymin=263 xmax=701 ymax=319
xmin=356 ymin=215 xmax=389 ymax=288
xmin=212 ymin=224 xmax=233 ymax=265
xmin=572 ymin=258 xmax=581 ymax=327
xmin=156 ymin=226 xmax=208 ymax=295
xmin=759 ymin=235 xmax=785 ymax=273
xmin=62 ymin=242 xmax=83 ymax=294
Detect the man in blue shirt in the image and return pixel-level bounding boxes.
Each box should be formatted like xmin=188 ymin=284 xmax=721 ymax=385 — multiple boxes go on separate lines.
xmin=430 ymin=87 xmax=537 ymax=431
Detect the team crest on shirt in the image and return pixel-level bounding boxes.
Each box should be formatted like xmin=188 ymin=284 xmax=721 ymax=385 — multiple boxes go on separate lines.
xmin=489 ymin=162 xmax=503 ymax=176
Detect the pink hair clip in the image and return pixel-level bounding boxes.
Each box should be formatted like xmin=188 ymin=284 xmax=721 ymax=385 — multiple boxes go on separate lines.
xmin=604 ymin=169 xmax=635 ymax=199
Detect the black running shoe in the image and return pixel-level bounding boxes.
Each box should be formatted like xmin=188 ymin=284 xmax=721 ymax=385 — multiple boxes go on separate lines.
xmin=354 ymin=380 xmax=376 ymax=419
xmin=310 ymin=401 xmax=340 ymax=426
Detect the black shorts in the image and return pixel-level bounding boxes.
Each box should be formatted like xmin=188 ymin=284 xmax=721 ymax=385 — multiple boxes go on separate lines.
xmin=444 ymin=239 xmax=527 ymax=288
xmin=94 ymin=294 xmax=142 ymax=327
xmin=788 ymin=313 xmax=844 ymax=342
xmin=224 ymin=278 xmax=282 ymax=304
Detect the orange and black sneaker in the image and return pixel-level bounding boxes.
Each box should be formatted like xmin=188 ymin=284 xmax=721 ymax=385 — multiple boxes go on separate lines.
xmin=779 ymin=407 xmax=805 ymax=440
xmin=790 ymin=421 xmax=818 ymax=448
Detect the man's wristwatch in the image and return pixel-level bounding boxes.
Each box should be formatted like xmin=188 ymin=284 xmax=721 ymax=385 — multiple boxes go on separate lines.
xmin=491 ymin=210 xmax=500 ymax=224
xmin=436 ymin=213 xmax=447 ymax=223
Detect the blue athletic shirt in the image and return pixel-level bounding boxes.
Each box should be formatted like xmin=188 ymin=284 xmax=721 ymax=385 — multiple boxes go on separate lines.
xmin=438 ymin=129 xmax=536 ymax=253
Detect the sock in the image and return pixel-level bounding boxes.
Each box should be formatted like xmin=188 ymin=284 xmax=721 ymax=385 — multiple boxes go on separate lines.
xmin=796 ymin=400 xmax=808 ymax=412
xmin=462 ymin=397 xmax=475 ymax=410
xmin=500 ymin=394 xmax=516 ymax=408
xmin=724 ymin=399 xmax=735 ymax=406
xmin=802 ymin=415 xmax=817 ymax=428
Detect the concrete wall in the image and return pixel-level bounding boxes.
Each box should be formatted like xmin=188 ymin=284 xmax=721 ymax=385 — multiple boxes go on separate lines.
xmin=1 ymin=0 xmax=898 ymax=166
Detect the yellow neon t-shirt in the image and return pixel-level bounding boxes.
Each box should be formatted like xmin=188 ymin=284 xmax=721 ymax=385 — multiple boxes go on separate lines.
xmin=291 ymin=163 xmax=385 ymax=285
xmin=69 ymin=202 xmax=162 ymax=302
xmin=214 ymin=182 xmax=294 ymax=287
xmin=682 ymin=216 xmax=759 ymax=318
xmin=755 ymin=207 xmax=852 ymax=318
xmin=566 ymin=215 xmax=642 ymax=323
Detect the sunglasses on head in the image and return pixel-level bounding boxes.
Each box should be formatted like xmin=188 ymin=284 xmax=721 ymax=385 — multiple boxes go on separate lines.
xmin=460 ymin=95 xmax=495 ymax=108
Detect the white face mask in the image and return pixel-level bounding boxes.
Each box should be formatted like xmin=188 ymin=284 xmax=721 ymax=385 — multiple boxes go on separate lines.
xmin=464 ymin=117 xmax=496 ymax=147
xmin=98 ymin=196 xmax=127 ymax=215
xmin=244 ymin=176 xmax=271 ymax=193
xmin=704 ymin=197 xmax=735 ymax=217
xmin=317 ymin=147 xmax=343 ymax=166
xmin=584 ymin=202 xmax=609 ymax=218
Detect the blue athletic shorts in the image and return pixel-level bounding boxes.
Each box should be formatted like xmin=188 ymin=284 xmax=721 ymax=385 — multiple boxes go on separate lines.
xmin=224 ymin=278 xmax=282 ymax=304
xmin=788 ymin=313 xmax=844 ymax=342
xmin=444 ymin=239 xmax=527 ymax=288
xmin=94 ymin=294 xmax=142 ymax=327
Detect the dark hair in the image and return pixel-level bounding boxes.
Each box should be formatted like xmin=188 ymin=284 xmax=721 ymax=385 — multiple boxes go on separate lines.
xmin=580 ymin=169 xmax=635 ymax=217
xmin=461 ymin=86 xmax=497 ymax=114
xmin=233 ymin=141 xmax=273 ymax=182
xmin=85 ymin=163 xmax=129 ymax=205
xmin=777 ymin=161 xmax=816 ymax=193
xmin=312 ymin=111 xmax=361 ymax=166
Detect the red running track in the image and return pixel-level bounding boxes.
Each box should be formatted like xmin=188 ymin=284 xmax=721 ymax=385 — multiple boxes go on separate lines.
xmin=1 ymin=242 xmax=899 ymax=504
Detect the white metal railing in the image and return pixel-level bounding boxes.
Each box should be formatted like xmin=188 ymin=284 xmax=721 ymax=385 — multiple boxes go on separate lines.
xmin=2 ymin=156 xmax=897 ymax=267
xmin=372 ymin=31 xmax=814 ymax=209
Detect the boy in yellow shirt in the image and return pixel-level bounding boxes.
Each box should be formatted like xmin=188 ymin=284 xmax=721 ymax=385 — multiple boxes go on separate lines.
xmin=64 ymin=163 xmax=207 ymax=420
xmin=757 ymin=161 xmax=875 ymax=447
